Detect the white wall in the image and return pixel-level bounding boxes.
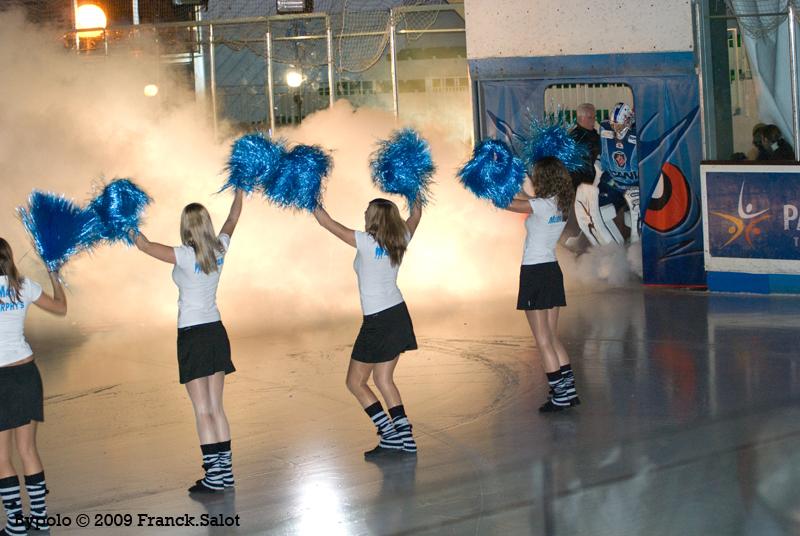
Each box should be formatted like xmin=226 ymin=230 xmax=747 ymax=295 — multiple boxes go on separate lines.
xmin=464 ymin=0 xmax=694 ymax=59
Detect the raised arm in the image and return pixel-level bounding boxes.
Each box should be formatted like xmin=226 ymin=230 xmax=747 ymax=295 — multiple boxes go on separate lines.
xmin=134 ymin=231 xmax=177 ymax=264
xmin=406 ymin=201 xmax=423 ymax=238
xmin=504 ymin=199 xmax=533 ymax=214
xmin=313 ymin=206 xmax=356 ymax=247
xmin=504 ymin=177 xmax=534 ymax=214
xmin=33 ymin=271 xmax=67 ymax=316
xmin=220 ymin=189 xmax=244 ymax=238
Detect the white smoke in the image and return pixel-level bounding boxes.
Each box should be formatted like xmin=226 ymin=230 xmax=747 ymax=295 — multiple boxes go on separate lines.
xmin=561 ymin=242 xmax=643 ymax=289
xmin=0 ymin=10 xmax=510 ymax=336
xmin=0 ymin=9 xmax=641 ymax=339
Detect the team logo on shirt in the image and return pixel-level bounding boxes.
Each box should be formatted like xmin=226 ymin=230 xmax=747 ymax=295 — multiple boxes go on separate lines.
xmin=374 ymin=246 xmax=387 ymax=259
xmin=0 ymin=287 xmax=24 ymax=312
xmin=547 ymin=215 xmax=563 ymax=224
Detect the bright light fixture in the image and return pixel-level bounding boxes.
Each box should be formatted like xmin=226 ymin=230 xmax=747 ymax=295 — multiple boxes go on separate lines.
xmin=286 ymin=70 xmax=303 ymax=88
xmin=144 ymin=84 xmax=159 ymax=97
xmin=75 ymin=4 xmax=107 ymax=39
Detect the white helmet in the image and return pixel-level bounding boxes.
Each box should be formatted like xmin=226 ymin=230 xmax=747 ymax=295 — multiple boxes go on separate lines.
xmin=611 ymin=102 xmax=633 ymax=126
xmin=610 ymin=102 xmax=633 ymax=138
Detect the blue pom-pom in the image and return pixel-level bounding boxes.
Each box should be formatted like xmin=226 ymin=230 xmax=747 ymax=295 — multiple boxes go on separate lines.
xmin=522 ymin=116 xmax=588 ymax=173
xmin=370 ymin=128 xmax=435 ymax=208
xmin=458 ymin=139 xmax=526 ymax=208
xmin=18 ymin=191 xmax=99 ymax=272
xmin=224 ymin=133 xmax=286 ymax=193
xmin=265 ymin=144 xmax=331 ymax=211
xmin=88 ymin=178 xmax=152 ymax=245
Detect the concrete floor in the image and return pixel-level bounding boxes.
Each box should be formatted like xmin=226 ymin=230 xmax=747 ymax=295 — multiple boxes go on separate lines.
xmin=18 ymin=287 xmax=800 ymax=535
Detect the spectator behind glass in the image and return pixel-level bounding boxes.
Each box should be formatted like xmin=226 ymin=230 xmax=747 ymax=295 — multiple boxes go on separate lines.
xmin=760 ymin=124 xmax=795 ymax=161
xmin=568 ymin=103 xmax=600 ymax=189
xmin=749 ymin=123 xmax=768 ymax=160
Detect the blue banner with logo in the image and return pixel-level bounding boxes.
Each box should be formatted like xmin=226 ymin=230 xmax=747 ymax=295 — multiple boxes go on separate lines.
xmin=706 ymin=170 xmax=800 ymax=260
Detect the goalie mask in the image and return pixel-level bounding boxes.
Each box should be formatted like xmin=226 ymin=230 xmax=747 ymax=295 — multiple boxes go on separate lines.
xmin=610 ymin=102 xmax=634 ymax=139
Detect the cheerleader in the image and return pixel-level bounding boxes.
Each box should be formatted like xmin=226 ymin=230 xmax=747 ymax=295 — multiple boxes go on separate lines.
xmin=132 ymin=190 xmax=243 ymax=493
xmin=313 ymin=199 xmax=421 ymax=458
xmin=0 ymin=238 xmax=67 ymax=535
xmin=504 ymin=157 xmax=581 ymax=412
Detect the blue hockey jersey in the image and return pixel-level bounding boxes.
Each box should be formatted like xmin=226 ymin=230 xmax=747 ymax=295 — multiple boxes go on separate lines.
xmin=599 ymin=120 xmax=639 ymax=190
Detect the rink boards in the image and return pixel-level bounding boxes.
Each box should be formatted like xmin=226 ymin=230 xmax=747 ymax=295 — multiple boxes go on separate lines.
xmin=701 ymin=162 xmax=800 ymax=293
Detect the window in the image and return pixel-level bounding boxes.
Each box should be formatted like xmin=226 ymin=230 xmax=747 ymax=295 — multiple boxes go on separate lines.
xmin=543 ymin=83 xmax=634 ymax=125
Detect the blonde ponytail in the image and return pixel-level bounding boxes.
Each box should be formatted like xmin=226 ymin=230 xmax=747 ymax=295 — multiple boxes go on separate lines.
xmin=180 ymin=204 xmax=223 ymax=274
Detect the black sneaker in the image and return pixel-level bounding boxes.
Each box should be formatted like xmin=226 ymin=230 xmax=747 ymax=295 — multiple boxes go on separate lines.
xmin=543 ymin=395 xmax=581 ymax=409
xmin=539 ymin=400 xmax=571 ymax=413
xmin=188 ymin=481 xmax=223 ymax=494
xmin=364 ymin=445 xmax=402 ymax=460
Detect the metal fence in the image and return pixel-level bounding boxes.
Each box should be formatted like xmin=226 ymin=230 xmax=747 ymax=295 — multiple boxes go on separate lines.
xmin=52 ymin=2 xmax=468 ymax=138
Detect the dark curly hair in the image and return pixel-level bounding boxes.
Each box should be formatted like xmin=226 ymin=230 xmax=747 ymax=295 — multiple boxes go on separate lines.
xmin=531 ymin=156 xmax=575 ymax=215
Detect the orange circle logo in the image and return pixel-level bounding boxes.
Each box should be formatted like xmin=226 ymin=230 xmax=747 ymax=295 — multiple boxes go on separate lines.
xmin=644 ymin=162 xmax=690 ymax=233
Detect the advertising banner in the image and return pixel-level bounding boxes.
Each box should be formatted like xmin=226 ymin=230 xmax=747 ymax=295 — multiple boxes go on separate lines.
xmin=701 ymin=164 xmax=800 ymax=273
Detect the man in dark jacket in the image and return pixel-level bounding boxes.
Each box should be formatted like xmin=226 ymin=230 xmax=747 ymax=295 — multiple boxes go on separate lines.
xmin=569 ymin=103 xmax=601 ymax=189
xmin=562 ymin=103 xmax=601 ymax=252
xmin=758 ymin=124 xmax=796 ymax=161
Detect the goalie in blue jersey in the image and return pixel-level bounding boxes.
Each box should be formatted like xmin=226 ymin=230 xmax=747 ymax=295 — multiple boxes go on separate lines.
xmin=573 ymin=102 xmax=641 ymax=245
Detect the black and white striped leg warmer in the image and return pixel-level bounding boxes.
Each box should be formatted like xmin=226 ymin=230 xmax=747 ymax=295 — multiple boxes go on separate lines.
xmin=23 ymin=472 xmax=47 ymax=531
xmin=199 ymin=443 xmax=224 ymax=491
xmin=365 ymin=402 xmax=402 ymax=450
xmin=560 ymin=364 xmax=576 ymax=397
xmin=217 ymin=440 xmax=234 ymax=488
xmin=0 ymin=475 xmax=26 ymax=536
xmin=546 ymin=372 xmax=571 ymax=407
xmin=389 ymin=405 xmax=417 ymax=453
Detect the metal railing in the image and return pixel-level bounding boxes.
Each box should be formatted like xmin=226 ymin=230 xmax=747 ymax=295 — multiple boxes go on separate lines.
xmin=66 ymin=4 xmax=467 ymax=137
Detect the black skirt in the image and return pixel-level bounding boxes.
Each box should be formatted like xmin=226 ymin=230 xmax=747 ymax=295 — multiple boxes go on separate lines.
xmin=0 ymin=361 xmax=44 ymax=432
xmin=177 ymin=321 xmax=236 ymax=384
xmin=352 ymin=302 xmax=418 ymax=363
xmin=516 ymin=262 xmax=567 ymax=310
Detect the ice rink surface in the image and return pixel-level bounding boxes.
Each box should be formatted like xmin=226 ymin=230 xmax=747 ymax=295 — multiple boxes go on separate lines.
xmin=23 ymin=287 xmax=800 ymax=535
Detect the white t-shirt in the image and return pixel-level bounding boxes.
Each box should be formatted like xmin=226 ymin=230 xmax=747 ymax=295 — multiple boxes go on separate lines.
xmin=522 ymin=197 xmax=566 ymax=265
xmin=0 ymin=276 xmax=43 ymax=366
xmin=172 ymin=234 xmax=230 ymax=328
xmin=353 ymin=231 xmax=408 ymax=315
